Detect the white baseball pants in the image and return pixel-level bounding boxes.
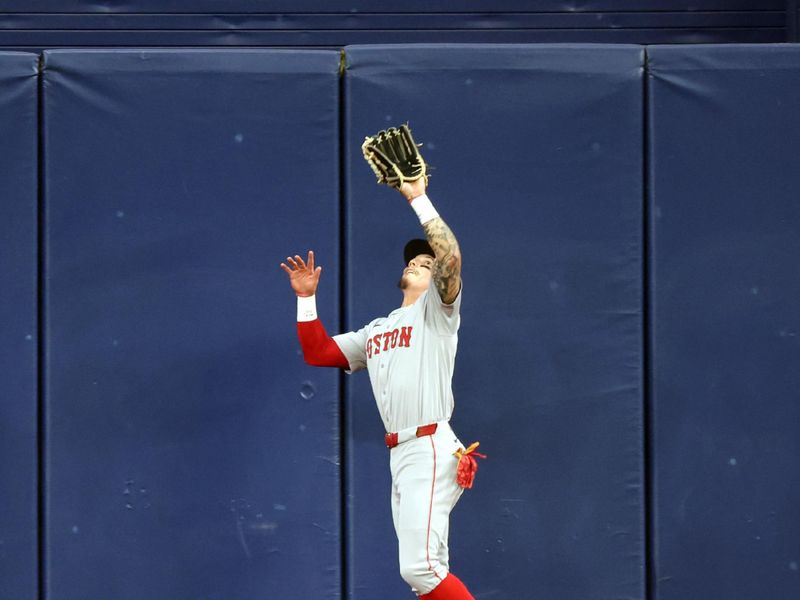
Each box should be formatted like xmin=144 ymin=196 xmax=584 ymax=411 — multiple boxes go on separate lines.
xmin=390 ymin=421 xmax=465 ymax=596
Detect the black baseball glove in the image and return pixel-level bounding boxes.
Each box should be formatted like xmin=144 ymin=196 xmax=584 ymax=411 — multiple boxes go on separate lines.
xmin=361 ymin=124 xmax=428 ymax=189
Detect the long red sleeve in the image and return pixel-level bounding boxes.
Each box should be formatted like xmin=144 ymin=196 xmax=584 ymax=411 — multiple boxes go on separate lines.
xmin=297 ymin=318 xmax=350 ymax=369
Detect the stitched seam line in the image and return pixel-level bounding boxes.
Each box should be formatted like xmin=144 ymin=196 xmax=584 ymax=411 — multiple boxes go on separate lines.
xmin=425 ymin=436 xmax=443 ymax=583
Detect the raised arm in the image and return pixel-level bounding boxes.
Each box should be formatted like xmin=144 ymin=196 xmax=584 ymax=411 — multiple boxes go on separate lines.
xmin=400 ymin=179 xmax=462 ymax=304
xmin=280 ymin=251 xmax=349 ymax=369
xmin=280 ymin=250 xmax=321 ymax=299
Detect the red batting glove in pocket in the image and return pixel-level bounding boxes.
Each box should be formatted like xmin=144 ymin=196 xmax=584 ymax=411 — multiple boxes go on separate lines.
xmin=454 ymin=442 xmax=487 ymax=489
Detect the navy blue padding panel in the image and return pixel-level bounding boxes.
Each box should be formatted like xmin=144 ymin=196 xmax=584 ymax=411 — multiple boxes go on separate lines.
xmin=43 ymin=49 xmax=341 ymax=599
xmin=648 ymin=45 xmax=800 ymax=600
xmin=345 ymin=45 xmax=644 ymax=599
xmin=0 ymin=51 xmax=39 ymax=600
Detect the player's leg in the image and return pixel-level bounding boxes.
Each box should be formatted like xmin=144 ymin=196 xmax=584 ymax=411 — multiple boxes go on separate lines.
xmin=415 ymin=502 xmax=474 ymax=599
xmin=394 ymin=426 xmax=475 ymax=598
xmin=418 ymin=428 xmax=474 ymax=599
xmin=394 ymin=441 xmax=444 ymax=594
xmin=438 ymin=514 xmax=451 ymax=573
xmin=419 ymin=573 xmax=474 ymax=599
xmin=391 ymin=478 xmax=401 ymax=534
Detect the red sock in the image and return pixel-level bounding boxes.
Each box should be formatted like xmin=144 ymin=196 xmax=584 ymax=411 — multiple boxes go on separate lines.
xmin=419 ymin=573 xmax=475 ymax=599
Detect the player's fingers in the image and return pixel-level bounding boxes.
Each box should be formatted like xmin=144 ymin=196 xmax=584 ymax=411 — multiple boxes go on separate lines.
xmin=286 ymin=256 xmax=298 ymax=269
xmin=307 ymin=250 xmax=315 ymax=271
xmin=314 ymin=266 xmax=322 ymax=278
xmin=279 ymin=263 xmax=292 ymax=274
xmin=294 ymin=254 xmax=307 ymax=269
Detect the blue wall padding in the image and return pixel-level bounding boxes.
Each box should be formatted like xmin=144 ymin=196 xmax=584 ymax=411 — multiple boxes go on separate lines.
xmin=0 ymin=51 xmax=39 ymax=600
xmin=42 ymin=49 xmax=341 ymax=599
xmin=648 ymin=45 xmax=800 ymax=600
xmin=344 ymin=45 xmax=645 ymax=599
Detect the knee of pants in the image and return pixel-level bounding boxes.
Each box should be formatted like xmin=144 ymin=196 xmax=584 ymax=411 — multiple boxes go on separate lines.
xmin=399 ymin=557 xmax=446 ymax=594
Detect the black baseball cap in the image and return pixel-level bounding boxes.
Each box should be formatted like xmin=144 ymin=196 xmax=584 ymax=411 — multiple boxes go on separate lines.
xmin=404 ymin=239 xmax=435 ymax=264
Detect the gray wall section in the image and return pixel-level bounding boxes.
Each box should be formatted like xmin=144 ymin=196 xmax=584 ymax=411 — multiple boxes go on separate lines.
xmin=0 ymin=51 xmax=39 ymax=600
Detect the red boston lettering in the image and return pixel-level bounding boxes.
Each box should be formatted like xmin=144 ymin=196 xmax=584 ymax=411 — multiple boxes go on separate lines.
xmin=368 ymin=327 xmax=413 ymax=360
xmin=399 ymin=326 xmax=412 ymax=347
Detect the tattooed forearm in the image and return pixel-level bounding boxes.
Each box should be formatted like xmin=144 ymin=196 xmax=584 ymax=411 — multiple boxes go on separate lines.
xmin=422 ymin=217 xmax=462 ymax=304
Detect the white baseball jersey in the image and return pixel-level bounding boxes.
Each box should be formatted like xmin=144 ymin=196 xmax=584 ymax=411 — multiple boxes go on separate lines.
xmin=333 ymin=284 xmax=462 ymax=433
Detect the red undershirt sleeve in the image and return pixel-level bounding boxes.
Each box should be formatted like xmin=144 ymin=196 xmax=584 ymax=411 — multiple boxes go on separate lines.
xmin=297 ymin=318 xmax=350 ymax=369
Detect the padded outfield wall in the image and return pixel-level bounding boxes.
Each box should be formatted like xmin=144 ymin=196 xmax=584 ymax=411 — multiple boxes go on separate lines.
xmin=0 ymin=50 xmax=39 ymax=600
xmin=1 ymin=44 xmax=799 ymax=599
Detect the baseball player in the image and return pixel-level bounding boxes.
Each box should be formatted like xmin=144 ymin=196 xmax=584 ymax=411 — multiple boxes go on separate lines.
xmin=280 ymin=127 xmax=481 ymax=599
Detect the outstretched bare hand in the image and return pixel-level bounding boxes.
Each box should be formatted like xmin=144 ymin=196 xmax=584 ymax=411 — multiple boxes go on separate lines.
xmin=280 ymin=251 xmax=321 ymax=297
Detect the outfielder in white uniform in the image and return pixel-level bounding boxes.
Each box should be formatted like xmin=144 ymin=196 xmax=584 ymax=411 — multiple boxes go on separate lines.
xmin=281 ymin=177 xmax=481 ymax=599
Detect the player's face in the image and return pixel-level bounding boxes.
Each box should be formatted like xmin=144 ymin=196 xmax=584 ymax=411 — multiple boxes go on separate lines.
xmin=399 ymin=253 xmax=434 ymax=292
